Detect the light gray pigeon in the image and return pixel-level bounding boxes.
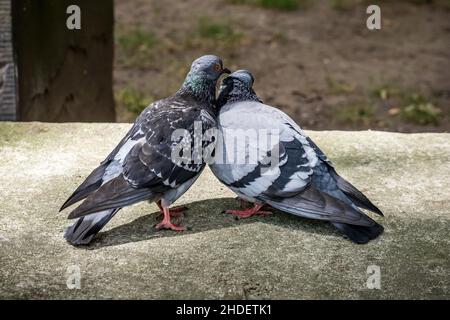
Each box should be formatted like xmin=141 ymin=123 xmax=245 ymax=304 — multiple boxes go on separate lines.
xmin=60 ymin=55 xmax=230 ymax=245
xmin=210 ymin=70 xmax=384 ymax=244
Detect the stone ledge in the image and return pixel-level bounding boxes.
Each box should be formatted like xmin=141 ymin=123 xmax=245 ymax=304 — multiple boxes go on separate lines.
xmin=0 ymin=122 xmax=449 ymax=299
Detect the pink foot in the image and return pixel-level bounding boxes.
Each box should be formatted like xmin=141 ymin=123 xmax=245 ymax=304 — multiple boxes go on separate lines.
xmin=154 ymin=203 xmax=187 ymax=231
xmin=156 ymin=201 xmax=187 ymax=218
xmin=155 ymin=220 xmax=186 ymax=231
xmin=235 ymin=197 xmax=252 ymax=209
xmin=234 ymin=197 xmax=272 ymax=210
xmin=225 ymin=204 xmax=273 ymax=218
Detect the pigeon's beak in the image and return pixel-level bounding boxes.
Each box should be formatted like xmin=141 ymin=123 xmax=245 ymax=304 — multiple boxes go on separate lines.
xmin=222 ymin=67 xmax=231 ymax=75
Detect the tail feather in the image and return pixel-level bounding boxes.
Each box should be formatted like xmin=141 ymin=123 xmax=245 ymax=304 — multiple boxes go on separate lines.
xmin=60 ymin=163 xmax=108 ymax=211
xmin=260 ymin=186 xmax=384 ymax=244
xmin=64 ymin=209 xmax=119 ymax=245
xmin=261 ymin=186 xmax=374 ymax=227
xmin=331 ymin=221 xmax=384 ymax=244
xmin=330 ymin=168 xmax=384 ymax=216
xmin=68 ymin=175 xmax=154 ymax=219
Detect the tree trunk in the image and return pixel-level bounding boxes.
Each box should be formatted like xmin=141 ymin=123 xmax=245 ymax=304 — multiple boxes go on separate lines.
xmin=12 ymin=0 xmax=115 ymax=122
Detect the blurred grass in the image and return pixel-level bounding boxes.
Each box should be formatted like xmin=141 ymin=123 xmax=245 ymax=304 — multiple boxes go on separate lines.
xmin=332 ymin=80 xmax=443 ymax=127
xmin=226 ymin=0 xmax=309 ymax=11
xmin=197 ymin=17 xmax=239 ymax=41
xmin=115 ymin=88 xmax=153 ymax=116
xmin=113 ymin=2 xmax=447 ymax=127
xmin=330 ymin=0 xmax=364 ymax=10
xmin=227 ymin=0 xmax=445 ymax=11
xmin=116 ymin=28 xmax=158 ymax=67
xmin=117 ymin=29 xmax=158 ymax=54
xmin=368 ymin=81 xmax=442 ymax=126
xmin=336 ymin=104 xmax=375 ymax=126
xmin=369 ymin=82 xmax=403 ymax=101
xmin=326 ymin=76 xmax=355 ymax=94
xmin=401 ymin=94 xmax=442 ymax=125
xmin=258 ymin=0 xmax=304 ymax=10
xmin=196 ymin=17 xmax=244 ymax=46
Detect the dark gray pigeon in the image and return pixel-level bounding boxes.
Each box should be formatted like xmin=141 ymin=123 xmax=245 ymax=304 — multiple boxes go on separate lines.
xmin=210 ymin=70 xmax=384 ymax=244
xmin=60 ymin=55 xmax=230 ymax=245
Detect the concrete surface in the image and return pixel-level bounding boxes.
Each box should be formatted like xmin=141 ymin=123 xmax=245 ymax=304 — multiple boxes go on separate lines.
xmin=0 ymin=122 xmax=449 ymax=299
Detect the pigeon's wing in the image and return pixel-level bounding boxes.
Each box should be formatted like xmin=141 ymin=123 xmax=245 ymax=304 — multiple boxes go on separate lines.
xmin=217 ymin=101 xmax=382 ymax=228
xmin=68 ymin=103 xmax=217 ymax=219
xmin=328 ymin=167 xmax=383 ymax=215
xmin=60 ymin=101 xmax=159 ymax=211
xmin=267 ymin=106 xmax=383 ymax=216
xmin=261 ymin=185 xmax=378 ymax=226
xmin=122 ymin=106 xmax=216 ymax=189
xmin=101 ymin=101 xmax=160 ymax=165
xmin=305 ymin=136 xmax=333 ymax=167
xmin=306 ymin=133 xmax=383 ymax=216
xmin=214 ymin=101 xmax=318 ymax=199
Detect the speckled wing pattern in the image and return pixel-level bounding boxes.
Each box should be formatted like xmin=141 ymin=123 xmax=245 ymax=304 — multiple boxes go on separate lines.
xmin=122 ymin=100 xmax=217 ymax=189
xmin=67 ymin=96 xmax=217 ymax=219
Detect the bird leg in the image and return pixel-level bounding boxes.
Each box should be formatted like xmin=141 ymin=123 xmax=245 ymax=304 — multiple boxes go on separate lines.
xmin=154 ymin=205 xmax=187 ymax=231
xmin=234 ymin=197 xmax=272 ymax=210
xmin=235 ymin=197 xmax=252 ymax=209
xmin=156 ymin=200 xmax=187 ymax=218
xmin=226 ymin=204 xmax=272 ymax=218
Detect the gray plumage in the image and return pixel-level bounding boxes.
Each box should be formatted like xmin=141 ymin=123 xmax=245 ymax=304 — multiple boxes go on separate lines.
xmin=61 ymin=55 xmax=229 ymax=245
xmin=210 ymin=70 xmax=384 ymax=244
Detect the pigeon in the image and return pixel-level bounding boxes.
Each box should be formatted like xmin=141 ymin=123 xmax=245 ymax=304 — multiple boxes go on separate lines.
xmin=210 ymin=70 xmax=384 ymax=244
xmin=60 ymin=55 xmax=231 ymax=245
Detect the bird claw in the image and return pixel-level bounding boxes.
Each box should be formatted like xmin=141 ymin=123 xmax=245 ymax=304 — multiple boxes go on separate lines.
xmin=225 ymin=209 xmax=273 ymax=219
xmin=234 ymin=198 xmax=272 ymax=210
xmin=154 ymin=220 xmax=186 ymax=231
xmin=156 ymin=206 xmax=187 ymax=219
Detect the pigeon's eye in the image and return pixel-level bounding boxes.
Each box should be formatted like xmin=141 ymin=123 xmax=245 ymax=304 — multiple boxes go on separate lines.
xmin=213 ymin=64 xmax=221 ymax=72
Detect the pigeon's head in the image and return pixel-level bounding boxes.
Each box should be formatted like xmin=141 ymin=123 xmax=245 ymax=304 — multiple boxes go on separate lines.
xmin=217 ymin=69 xmax=261 ymax=108
xmin=188 ymin=55 xmax=231 ymax=81
xmin=227 ymin=70 xmax=255 ymax=88
xmin=181 ymin=55 xmax=230 ymax=103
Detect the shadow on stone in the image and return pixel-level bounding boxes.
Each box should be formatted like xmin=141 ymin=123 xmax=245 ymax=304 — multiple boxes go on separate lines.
xmin=83 ymin=197 xmax=340 ymax=249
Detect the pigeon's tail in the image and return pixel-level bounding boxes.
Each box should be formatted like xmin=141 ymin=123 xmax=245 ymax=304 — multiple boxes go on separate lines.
xmin=68 ymin=175 xmax=154 ymax=219
xmin=60 ymin=162 xmax=109 ymax=212
xmin=260 ymin=186 xmax=383 ymax=244
xmin=64 ymin=209 xmax=119 ymax=246
xmin=329 ymin=168 xmax=384 ymax=216
xmin=331 ymin=221 xmax=384 ymax=244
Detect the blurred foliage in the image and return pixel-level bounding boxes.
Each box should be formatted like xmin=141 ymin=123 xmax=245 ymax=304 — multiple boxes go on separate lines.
xmin=368 ymin=81 xmax=442 ymax=126
xmin=197 ymin=17 xmax=244 ymax=46
xmin=330 ymin=0 xmax=364 ymax=10
xmin=406 ymin=0 xmax=433 ymax=4
xmin=116 ymin=28 xmax=158 ymax=67
xmin=270 ymin=30 xmax=289 ymax=43
xmin=258 ymin=0 xmax=305 ymax=10
xmin=227 ymin=0 xmax=309 ymax=11
xmin=369 ymin=82 xmax=402 ymax=101
xmin=326 ymin=76 xmax=355 ymax=94
xmin=115 ymin=88 xmax=153 ymax=116
xmin=198 ymin=17 xmax=238 ymax=40
xmin=336 ymin=104 xmax=375 ymax=126
xmin=402 ymin=94 xmax=442 ymax=125
xmin=112 ymin=1 xmax=448 ymax=129
xmin=227 ymin=0 xmax=446 ymax=11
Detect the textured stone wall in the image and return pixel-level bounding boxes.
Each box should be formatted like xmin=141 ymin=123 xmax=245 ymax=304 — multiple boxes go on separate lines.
xmin=0 ymin=0 xmax=16 ymax=121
